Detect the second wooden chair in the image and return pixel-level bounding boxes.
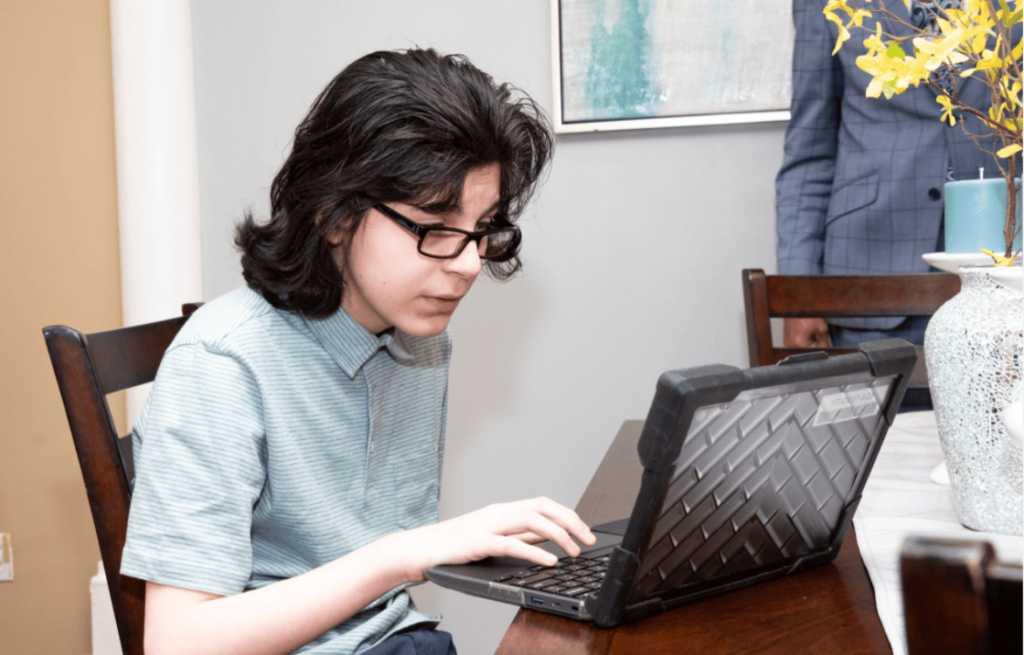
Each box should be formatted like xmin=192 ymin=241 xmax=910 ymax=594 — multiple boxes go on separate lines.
xmin=741 ymin=268 xmax=960 ymax=388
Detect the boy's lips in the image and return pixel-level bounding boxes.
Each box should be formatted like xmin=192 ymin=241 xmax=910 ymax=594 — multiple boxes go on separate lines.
xmin=425 ymin=295 xmax=464 ymax=311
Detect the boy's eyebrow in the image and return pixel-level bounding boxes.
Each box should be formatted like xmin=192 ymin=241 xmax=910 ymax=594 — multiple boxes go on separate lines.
xmin=416 ymin=198 xmax=501 ymax=218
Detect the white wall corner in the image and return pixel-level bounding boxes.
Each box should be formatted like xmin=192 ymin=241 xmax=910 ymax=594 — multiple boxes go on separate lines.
xmin=109 ymin=0 xmax=204 ymax=427
xmin=90 ymin=561 xmax=122 ymax=655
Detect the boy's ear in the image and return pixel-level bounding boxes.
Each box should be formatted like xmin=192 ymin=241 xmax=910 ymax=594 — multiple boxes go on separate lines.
xmin=322 ymin=212 xmax=351 ymax=247
xmin=321 ymin=204 xmax=364 ymax=247
xmin=326 ymin=225 xmax=346 ymax=246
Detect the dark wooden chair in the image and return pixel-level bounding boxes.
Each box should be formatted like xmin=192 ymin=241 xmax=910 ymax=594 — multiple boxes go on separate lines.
xmin=901 ymin=536 xmax=1023 ymax=655
xmin=42 ymin=303 xmax=201 ymax=655
xmin=741 ymin=269 xmax=960 ymax=388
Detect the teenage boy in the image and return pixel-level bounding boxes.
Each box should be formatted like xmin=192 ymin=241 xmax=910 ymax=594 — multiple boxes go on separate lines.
xmin=121 ymin=49 xmax=595 ymax=655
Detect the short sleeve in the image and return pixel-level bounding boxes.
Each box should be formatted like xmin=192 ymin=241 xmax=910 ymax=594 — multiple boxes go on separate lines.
xmin=121 ymin=342 xmax=266 ymax=596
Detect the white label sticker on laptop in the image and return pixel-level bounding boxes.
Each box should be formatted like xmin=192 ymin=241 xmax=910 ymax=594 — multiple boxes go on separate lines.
xmin=812 ymin=389 xmax=880 ymax=426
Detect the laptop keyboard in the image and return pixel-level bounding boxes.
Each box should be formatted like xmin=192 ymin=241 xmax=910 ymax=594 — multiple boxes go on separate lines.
xmin=494 ymin=554 xmax=609 ymax=598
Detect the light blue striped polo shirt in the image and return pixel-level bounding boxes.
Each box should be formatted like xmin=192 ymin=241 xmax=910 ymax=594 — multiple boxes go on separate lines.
xmin=122 ymin=285 xmax=450 ymax=654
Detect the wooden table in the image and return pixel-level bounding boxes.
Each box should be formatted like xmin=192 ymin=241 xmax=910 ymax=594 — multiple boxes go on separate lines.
xmin=495 ymin=420 xmax=892 ymax=655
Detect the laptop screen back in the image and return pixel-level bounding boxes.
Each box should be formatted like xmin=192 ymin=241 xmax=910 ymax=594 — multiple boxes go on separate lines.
xmin=629 ymin=373 xmax=896 ymax=602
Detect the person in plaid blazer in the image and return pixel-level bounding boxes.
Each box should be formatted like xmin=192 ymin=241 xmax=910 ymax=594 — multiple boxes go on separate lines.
xmin=775 ymin=0 xmax=1006 ymax=350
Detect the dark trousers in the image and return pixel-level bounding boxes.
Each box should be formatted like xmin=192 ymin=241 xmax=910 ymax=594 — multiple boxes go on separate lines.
xmin=362 ymin=629 xmax=457 ymax=655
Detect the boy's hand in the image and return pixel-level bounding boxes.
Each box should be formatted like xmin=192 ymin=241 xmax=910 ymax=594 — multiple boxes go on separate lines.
xmin=390 ymin=497 xmax=596 ymax=581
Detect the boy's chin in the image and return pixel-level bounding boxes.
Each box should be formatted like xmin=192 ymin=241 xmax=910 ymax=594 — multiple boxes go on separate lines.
xmin=397 ymin=314 xmax=453 ymax=338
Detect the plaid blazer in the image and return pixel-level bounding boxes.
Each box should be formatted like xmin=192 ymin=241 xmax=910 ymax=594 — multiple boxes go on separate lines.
xmin=775 ymin=0 xmax=1005 ymax=329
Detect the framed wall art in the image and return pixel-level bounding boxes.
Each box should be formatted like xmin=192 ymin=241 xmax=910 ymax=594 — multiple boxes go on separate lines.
xmin=552 ymin=0 xmax=795 ymax=133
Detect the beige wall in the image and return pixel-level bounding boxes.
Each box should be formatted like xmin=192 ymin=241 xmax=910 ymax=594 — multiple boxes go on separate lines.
xmin=0 ymin=1 xmax=126 ymax=652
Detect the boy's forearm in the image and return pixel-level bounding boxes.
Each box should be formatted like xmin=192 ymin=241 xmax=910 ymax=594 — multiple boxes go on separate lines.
xmin=143 ymin=498 xmax=593 ymax=655
xmin=144 ymin=533 xmax=419 ymax=655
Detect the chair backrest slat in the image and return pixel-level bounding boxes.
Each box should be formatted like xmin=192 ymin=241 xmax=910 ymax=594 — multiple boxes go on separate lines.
xmin=764 ymin=274 xmax=962 ymax=317
xmin=86 ymin=315 xmax=190 ymax=394
xmin=117 ymin=433 xmax=136 ymax=486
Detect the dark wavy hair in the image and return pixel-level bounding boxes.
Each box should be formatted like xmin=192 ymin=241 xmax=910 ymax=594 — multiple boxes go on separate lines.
xmin=235 ymin=48 xmax=554 ymax=318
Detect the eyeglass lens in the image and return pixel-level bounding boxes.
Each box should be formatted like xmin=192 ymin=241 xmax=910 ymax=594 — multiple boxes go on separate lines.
xmin=420 ymin=229 xmax=514 ymax=259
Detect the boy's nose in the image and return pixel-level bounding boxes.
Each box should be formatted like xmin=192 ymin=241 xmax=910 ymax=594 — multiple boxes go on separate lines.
xmin=445 ymin=241 xmax=483 ymax=279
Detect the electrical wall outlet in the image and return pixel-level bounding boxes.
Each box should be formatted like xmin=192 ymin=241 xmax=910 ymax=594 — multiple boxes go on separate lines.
xmin=0 ymin=533 xmax=13 ymax=581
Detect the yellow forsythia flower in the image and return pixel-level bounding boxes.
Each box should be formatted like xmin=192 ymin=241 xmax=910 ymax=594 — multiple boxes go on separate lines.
xmin=937 ymin=95 xmax=957 ymax=126
xmin=981 ymin=249 xmax=1021 ymax=266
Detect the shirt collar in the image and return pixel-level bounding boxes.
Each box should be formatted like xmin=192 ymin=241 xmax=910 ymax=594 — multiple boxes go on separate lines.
xmin=302 ymin=308 xmax=415 ymax=378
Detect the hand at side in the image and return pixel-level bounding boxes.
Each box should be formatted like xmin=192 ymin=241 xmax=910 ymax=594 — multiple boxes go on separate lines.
xmin=783 ymin=317 xmax=831 ymax=348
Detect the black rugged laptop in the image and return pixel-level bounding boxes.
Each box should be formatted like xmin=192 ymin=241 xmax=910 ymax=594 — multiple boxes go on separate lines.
xmin=424 ymin=339 xmax=917 ymax=627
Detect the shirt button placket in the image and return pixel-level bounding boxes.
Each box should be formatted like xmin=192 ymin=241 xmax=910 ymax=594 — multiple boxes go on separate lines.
xmin=365 ymin=354 xmax=384 ymax=470
xmin=362 ymin=360 xmax=375 ymax=469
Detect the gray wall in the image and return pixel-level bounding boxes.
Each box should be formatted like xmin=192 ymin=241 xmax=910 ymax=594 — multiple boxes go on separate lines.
xmin=191 ymin=2 xmax=785 ymax=652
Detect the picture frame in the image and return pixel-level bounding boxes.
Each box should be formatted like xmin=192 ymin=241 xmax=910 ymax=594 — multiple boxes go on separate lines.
xmin=551 ymin=0 xmax=795 ymax=134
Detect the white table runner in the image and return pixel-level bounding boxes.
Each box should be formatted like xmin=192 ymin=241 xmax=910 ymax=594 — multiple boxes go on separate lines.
xmin=853 ymin=410 xmax=1023 ymax=655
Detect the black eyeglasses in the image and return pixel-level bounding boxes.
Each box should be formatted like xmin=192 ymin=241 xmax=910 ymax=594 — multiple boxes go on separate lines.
xmin=374 ymin=203 xmax=520 ymax=261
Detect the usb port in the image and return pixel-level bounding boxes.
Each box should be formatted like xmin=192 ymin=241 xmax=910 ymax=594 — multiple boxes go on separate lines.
xmin=530 ymin=596 xmax=544 ymax=606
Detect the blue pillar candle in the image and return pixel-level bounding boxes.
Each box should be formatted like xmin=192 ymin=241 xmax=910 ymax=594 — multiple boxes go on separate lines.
xmin=944 ymin=175 xmax=1023 ymax=254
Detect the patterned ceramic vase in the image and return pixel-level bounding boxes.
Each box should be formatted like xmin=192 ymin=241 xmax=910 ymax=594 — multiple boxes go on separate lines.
xmin=924 ymin=266 xmax=1023 ymax=535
